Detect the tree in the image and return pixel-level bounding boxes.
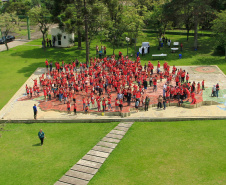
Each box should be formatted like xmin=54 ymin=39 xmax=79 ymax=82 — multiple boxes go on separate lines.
xmin=147 ymin=2 xmax=169 ymax=41
xmin=212 ymin=10 xmax=226 ymax=59
xmin=28 ymin=6 xmax=51 ymax=50
xmin=59 ymin=1 xmax=83 ymax=49
xmin=123 ymin=5 xmax=145 ymax=56
xmin=0 ymin=12 xmax=19 ymax=51
xmin=103 ymin=0 xmax=126 ymax=55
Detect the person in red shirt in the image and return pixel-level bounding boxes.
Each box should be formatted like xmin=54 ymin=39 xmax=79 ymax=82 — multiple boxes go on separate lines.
xmin=202 ymin=80 xmax=205 ymax=90
xmin=67 ymin=101 xmax=71 ymax=114
xmin=186 ymin=72 xmax=189 ymax=83
xmin=45 ymin=59 xmax=48 ymax=70
xmin=74 ymin=103 xmax=77 ymax=115
xmin=97 ymin=99 xmax=101 ymax=112
xmin=85 ymin=105 xmax=89 ymax=114
xmin=63 ymin=91 xmax=67 ymax=104
xmin=181 ymin=70 xmax=185 ymax=83
xmin=82 ymin=97 xmax=86 ymax=110
xmin=153 ymin=77 xmax=157 ymax=92
xmin=107 ymin=96 xmax=112 ymax=111
xmin=197 ymin=82 xmax=201 ymax=94
xmin=26 ymin=86 xmax=30 ymax=98
xmin=191 ymin=98 xmax=197 ymax=104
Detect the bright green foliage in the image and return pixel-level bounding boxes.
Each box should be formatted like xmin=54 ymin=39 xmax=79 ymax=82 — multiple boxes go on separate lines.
xmin=212 ymin=10 xmax=226 ymax=59
xmin=0 ymin=122 xmax=118 ymax=185
xmin=123 ymin=5 xmax=146 ymax=56
xmin=146 ymin=1 xmax=169 ymax=38
xmin=90 ymin=121 xmax=226 ymax=185
xmin=0 ymin=12 xmax=19 ymax=50
xmin=28 ymin=6 xmax=51 ymax=49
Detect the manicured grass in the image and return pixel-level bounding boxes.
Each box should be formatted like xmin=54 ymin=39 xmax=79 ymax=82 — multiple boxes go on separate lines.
xmin=89 ymin=120 xmax=226 ymax=185
xmin=0 ymin=32 xmax=225 ymax=109
xmin=0 ymin=122 xmax=118 ymax=185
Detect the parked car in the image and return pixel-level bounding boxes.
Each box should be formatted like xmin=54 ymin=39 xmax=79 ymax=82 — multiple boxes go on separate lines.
xmin=0 ymin=35 xmax=15 ymax=44
xmin=0 ymin=38 xmax=4 ymax=44
xmin=7 ymin=35 xmax=15 ymax=41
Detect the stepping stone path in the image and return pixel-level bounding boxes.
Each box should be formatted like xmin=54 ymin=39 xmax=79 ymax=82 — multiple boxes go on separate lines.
xmin=55 ymin=122 xmax=134 ymax=185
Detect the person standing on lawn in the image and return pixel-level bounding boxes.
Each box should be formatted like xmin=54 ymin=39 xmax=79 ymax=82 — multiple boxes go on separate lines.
xmin=38 ymin=129 xmax=45 ymax=146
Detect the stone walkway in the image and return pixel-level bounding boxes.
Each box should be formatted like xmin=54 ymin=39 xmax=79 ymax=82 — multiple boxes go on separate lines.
xmin=54 ymin=122 xmax=134 ymax=185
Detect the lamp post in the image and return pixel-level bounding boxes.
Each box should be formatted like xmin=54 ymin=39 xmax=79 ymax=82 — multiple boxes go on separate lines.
xmin=126 ymin=37 xmax=130 ymax=56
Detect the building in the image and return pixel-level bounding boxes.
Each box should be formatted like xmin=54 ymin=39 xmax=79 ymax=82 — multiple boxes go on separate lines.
xmin=51 ymin=27 xmax=74 ymax=48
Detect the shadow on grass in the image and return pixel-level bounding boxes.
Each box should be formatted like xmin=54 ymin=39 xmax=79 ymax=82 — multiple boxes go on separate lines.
xmin=32 ymin=143 xmax=41 ymax=147
xmin=10 ymin=47 xmax=86 ymax=61
xmin=192 ymin=57 xmax=225 ymax=65
xmin=17 ymin=62 xmax=43 ymax=77
xmin=137 ymin=34 xmax=217 ymax=62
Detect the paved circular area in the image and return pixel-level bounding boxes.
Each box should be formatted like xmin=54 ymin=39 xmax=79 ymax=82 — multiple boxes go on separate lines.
xmin=194 ymin=66 xmax=217 ymax=73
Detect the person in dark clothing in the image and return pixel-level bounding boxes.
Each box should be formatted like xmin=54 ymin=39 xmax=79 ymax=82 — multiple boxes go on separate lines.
xmin=38 ymin=129 xmax=45 ymax=146
xmin=145 ymin=96 xmax=150 ymax=111
xmin=49 ymin=61 xmax=53 ymax=72
xmin=142 ymin=47 xmax=144 ymax=56
xmin=127 ymin=92 xmax=131 ymax=106
xmin=49 ymin=39 xmax=52 ymax=47
xmin=143 ymin=79 xmax=148 ymax=93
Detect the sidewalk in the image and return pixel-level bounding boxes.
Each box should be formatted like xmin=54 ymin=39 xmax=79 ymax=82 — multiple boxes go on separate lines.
xmin=0 ymin=39 xmax=31 ymax=52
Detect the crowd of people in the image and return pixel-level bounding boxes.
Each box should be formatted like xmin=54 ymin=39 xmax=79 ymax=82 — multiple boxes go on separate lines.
xmin=26 ymin=54 xmax=209 ymax=115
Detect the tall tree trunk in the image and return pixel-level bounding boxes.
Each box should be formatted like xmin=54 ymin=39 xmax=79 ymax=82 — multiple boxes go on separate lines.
xmin=84 ymin=0 xmax=89 ymax=66
xmin=77 ymin=0 xmax=82 ymax=49
xmin=42 ymin=33 xmax=46 ymax=50
xmin=194 ymin=14 xmax=198 ymax=50
xmin=225 ymin=46 xmax=226 ymax=60
xmin=5 ymin=42 xmax=8 ymax=51
xmin=186 ymin=29 xmax=189 ymax=41
xmin=77 ymin=28 xmax=82 ymax=49
xmin=134 ymin=37 xmax=137 ymax=58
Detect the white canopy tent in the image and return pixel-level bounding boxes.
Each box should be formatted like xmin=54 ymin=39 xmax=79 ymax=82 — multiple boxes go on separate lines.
xmin=139 ymin=42 xmax=150 ymax=55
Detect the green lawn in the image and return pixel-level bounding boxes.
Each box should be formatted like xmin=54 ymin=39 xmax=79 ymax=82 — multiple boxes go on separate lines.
xmin=0 ymin=122 xmax=118 ymax=185
xmin=89 ymin=120 xmax=226 ymax=185
xmin=0 ymin=32 xmax=225 ymax=109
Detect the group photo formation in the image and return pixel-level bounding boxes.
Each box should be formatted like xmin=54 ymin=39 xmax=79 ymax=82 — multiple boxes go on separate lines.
xmin=0 ymin=0 xmax=225 ymax=185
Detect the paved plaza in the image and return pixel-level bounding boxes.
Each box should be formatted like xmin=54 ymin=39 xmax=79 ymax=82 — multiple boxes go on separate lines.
xmin=0 ymin=65 xmax=226 ymax=121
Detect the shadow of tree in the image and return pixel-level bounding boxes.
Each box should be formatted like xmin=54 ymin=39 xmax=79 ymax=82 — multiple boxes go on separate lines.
xmin=192 ymin=57 xmax=225 ymax=65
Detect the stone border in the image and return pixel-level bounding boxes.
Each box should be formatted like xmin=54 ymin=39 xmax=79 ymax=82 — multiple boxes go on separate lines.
xmin=1 ymin=117 xmax=226 ymax=124
xmin=54 ymin=122 xmax=134 ymax=185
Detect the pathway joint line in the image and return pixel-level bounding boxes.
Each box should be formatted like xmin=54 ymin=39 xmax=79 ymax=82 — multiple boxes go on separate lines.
xmin=70 ymin=168 xmax=94 ymax=176
xmin=54 ymin=122 xmax=134 ymax=185
xmin=64 ymin=174 xmax=89 ymax=182
xmin=86 ymin=153 xmax=107 ymax=159
xmin=76 ymin=163 xmax=99 ymax=169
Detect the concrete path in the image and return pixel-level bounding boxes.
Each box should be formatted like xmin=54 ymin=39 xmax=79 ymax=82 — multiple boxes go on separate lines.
xmin=0 ymin=39 xmax=31 ymax=52
xmin=54 ymin=122 xmax=134 ymax=185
